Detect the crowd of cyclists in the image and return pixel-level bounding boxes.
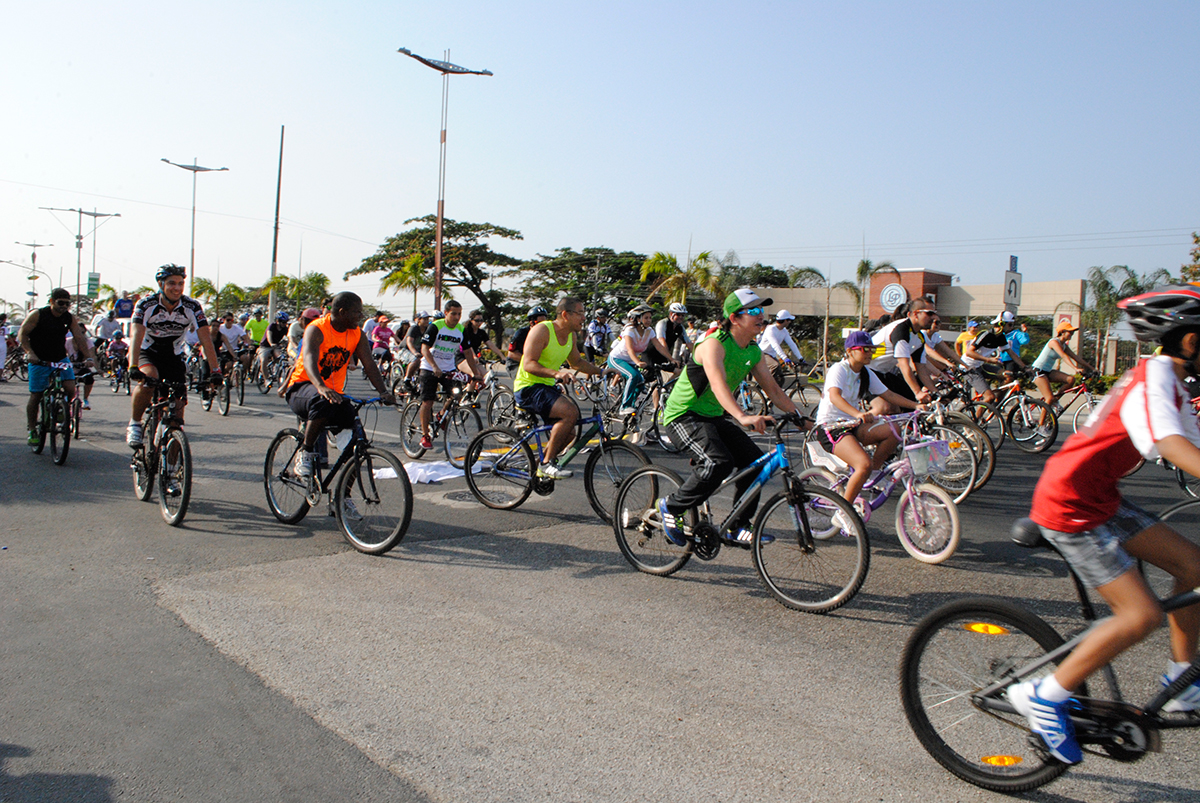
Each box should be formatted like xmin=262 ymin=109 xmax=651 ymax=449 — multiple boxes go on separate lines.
xmin=8 ymin=262 xmax=1200 ymax=776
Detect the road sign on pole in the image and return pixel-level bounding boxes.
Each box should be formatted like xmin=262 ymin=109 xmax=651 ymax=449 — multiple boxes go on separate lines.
xmin=1004 ymin=270 xmax=1022 ymax=307
xmin=86 ymin=272 xmax=100 ymax=299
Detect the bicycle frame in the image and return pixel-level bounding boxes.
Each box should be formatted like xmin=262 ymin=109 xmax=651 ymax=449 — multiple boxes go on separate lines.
xmin=490 ymin=410 xmax=612 ymax=471
xmin=305 ymin=399 xmax=378 ymax=498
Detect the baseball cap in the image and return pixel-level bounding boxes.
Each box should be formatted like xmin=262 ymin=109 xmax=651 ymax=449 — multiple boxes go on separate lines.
xmin=992 ymin=311 xmax=1016 ymax=324
xmin=966 ymin=320 xmax=979 ymax=328
xmin=722 ymin=288 xmax=773 ymax=318
xmin=775 ymin=309 xmax=796 ymax=321
xmin=1055 ymin=320 xmax=1079 ymax=335
xmin=845 ymin=330 xmax=874 ymax=350
xmin=301 ymin=307 xmax=321 ymax=320
xmin=417 ymin=310 xmax=431 ymax=319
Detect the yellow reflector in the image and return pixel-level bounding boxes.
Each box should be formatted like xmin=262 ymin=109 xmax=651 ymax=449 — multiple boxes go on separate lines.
xmin=964 ymin=622 xmax=1009 ymax=635
xmin=981 ymin=755 xmax=1023 ymax=767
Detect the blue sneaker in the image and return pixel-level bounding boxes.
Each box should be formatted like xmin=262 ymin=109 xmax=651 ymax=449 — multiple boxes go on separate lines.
xmin=1161 ymin=672 xmax=1200 ymax=713
xmin=657 ymin=497 xmax=685 ymax=546
xmin=1006 ymin=679 xmax=1082 ymax=764
xmin=733 ymin=527 xmax=774 ymax=545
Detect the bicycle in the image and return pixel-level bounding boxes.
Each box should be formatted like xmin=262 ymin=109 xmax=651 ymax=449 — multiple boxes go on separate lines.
xmin=900 ymin=516 xmax=1200 ymax=793
xmin=28 ymin=361 xmax=75 ymax=466
xmin=130 ymin=373 xmax=199 ymax=526
xmin=4 ymin=348 xmax=29 ymax=381
xmin=798 ymin=413 xmax=961 ymax=564
xmin=463 ymin=405 xmax=650 ymax=524
xmin=215 ymin=349 xmax=248 ymax=414
xmin=611 ymin=412 xmax=869 ymax=613
xmin=992 ymin=369 xmax=1058 ymax=453
xmin=109 ymin=360 xmax=131 ymax=395
xmin=68 ymin=368 xmax=96 ymax=439
xmin=256 ymin=348 xmax=288 ymax=393
xmin=264 ymin=395 xmax=414 ymax=555
xmin=398 ymin=371 xmax=485 ymax=468
xmin=604 ymin=364 xmax=682 ymax=451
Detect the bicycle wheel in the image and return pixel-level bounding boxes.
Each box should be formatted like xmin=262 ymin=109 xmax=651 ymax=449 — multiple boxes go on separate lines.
xmin=235 ymin=365 xmax=246 ymax=406
xmin=335 ymin=447 xmax=413 ymax=555
xmin=49 ymin=398 xmax=71 ymax=465
xmin=263 ymin=428 xmax=312 ymax=524
xmin=923 ymin=424 xmax=978 ymax=504
xmin=110 ymin=371 xmax=121 ymax=393
xmin=132 ymin=445 xmax=155 ymax=501
xmin=1070 ymin=397 xmax=1096 ymax=433
xmin=398 ymin=400 xmax=427 ymax=458
xmin=157 ymin=428 xmax=192 ymax=526
xmin=736 ymin=384 xmax=768 ymax=416
xmin=786 ymin=383 xmax=819 ymax=415
xmin=962 ymin=400 xmax=1006 ymax=451
xmin=463 ymin=427 xmax=536 ymax=510
xmin=900 ymin=598 xmax=1073 ymax=792
xmin=583 ymin=440 xmax=651 ymax=523
xmin=71 ymin=397 xmax=82 ymax=438
xmin=123 ymin=371 xmax=131 ymax=395
xmin=487 ymin=386 xmax=516 ymax=428
xmin=217 ymin=377 xmax=231 ymax=415
xmin=611 ymin=465 xmax=693 ymax=576
xmin=1007 ymin=399 xmax=1057 ymax=454
xmin=895 ymin=482 xmax=960 ymax=564
xmin=442 ymin=406 xmax=484 ymax=469
xmin=752 ymin=485 xmax=868 ymax=613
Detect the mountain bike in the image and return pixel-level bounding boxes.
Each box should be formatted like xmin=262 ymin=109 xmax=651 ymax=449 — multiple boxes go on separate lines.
xmin=463 ymin=405 xmax=650 ymax=524
xmin=263 ymin=396 xmax=413 ymax=555
xmin=611 ymin=412 xmax=869 ymax=613
xmin=109 ymin=361 xmax=131 ymax=395
xmin=68 ymin=368 xmax=96 ymax=439
xmin=256 ymin=348 xmax=288 ymax=393
xmin=130 ymin=373 xmax=198 ymax=526
xmin=900 ymin=517 xmax=1200 ymax=793
xmin=398 ymin=371 xmax=484 ymax=468
xmin=29 ymin=361 xmax=75 ymax=466
xmin=605 ymin=364 xmax=682 ymax=452
xmin=992 ymin=370 xmax=1058 ymax=453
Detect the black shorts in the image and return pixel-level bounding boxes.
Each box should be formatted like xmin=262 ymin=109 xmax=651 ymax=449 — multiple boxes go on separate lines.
xmin=418 ymin=369 xmax=462 ymax=402
xmin=514 ymin=383 xmax=565 ymax=424
xmin=137 ymin=342 xmax=187 ymax=385
xmin=879 ymin=370 xmax=917 ymax=402
xmin=286 ymin=382 xmax=356 ymax=431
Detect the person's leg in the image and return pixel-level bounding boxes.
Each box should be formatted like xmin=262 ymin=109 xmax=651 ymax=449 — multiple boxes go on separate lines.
xmin=1033 ymin=374 xmax=1054 ymax=406
xmin=611 ymin=357 xmax=642 ymax=409
xmin=1125 ymin=523 xmax=1200 ymax=663
xmin=833 ymin=432 xmax=874 ymax=504
xmin=543 ymin=394 xmax=580 ymax=465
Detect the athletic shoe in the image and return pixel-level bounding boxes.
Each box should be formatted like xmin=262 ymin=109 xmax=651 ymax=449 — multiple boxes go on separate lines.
xmin=734 ymin=527 xmax=774 ymax=545
xmin=81 ymin=400 xmax=91 ymax=410
xmin=1036 ymin=425 xmax=1055 ymax=439
xmin=342 ymin=499 xmax=362 ymax=521
xmin=294 ymin=450 xmax=316 ymax=479
xmin=419 ymin=434 xmax=433 ymax=450
xmin=126 ymin=421 xmax=144 ymax=448
xmin=657 ymin=497 xmax=685 ymax=545
xmin=831 ymin=509 xmax=856 ymax=535
xmin=617 ymin=406 xmax=636 ymax=416
xmin=1161 ymin=672 xmax=1200 ymax=713
xmin=27 ymin=429 xmax=37 ymax=446
xmin=537 ymin=462 xmax=573 ymax=480
xmin=1006 ymin=679 xmax=1082 ymax=764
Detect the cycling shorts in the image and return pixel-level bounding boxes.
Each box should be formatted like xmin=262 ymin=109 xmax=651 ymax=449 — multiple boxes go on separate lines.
xmin=1036 ymin=500 xmax=1157 ymax=588
xmin=286 ymin=382 xmax=356 ymax=432
xmin=418 ymin=369 xmax=463 ymax=402
xmin=514 ymin=383 xmax=564 ymax=424
xmin=137 ymin=342 xmax=187 ymax=385
xmin=28 ymin=361 xmax=75 ymax=393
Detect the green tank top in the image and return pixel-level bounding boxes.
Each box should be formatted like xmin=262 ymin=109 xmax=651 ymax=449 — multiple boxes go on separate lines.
xmin=663 ymin=329 xmax=761 ymax=424
xmin=514 ymin=320 xmax=574 ymax=391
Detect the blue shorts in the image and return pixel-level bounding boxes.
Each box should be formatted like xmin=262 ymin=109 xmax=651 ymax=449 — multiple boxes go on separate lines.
xmin=514 ymin=384 xmax=565 ymax=424
xmin=29 ymin=361 xmax=75 ymax=393
xmin=1037 ymin=500 xmax=1158 ymax=588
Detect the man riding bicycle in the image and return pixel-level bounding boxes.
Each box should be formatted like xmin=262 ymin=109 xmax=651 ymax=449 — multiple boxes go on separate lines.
xmin=18 ymin=288 xmax=95 ymax=445
xmin=126 ymin=265 xmax=221 ymax=447
xmin=1010 ymin=284 xmax=1200 ymax=764
xmin=417 ymin=300 xmax=482 ymax=451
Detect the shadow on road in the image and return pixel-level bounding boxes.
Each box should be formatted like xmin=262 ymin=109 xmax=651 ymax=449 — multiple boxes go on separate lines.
xmin=0 ymin=743 xmax=113 ymax=802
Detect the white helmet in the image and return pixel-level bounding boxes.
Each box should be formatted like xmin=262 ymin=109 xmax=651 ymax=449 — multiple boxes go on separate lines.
xmin=668 ymin=302 xmax=688 ymax=315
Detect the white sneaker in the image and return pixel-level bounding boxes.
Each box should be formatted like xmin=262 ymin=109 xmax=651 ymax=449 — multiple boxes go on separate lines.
xmin=1036 ymin=425 xmax=1055 ymax=439
xmin=831 ymin=510 xmax=855 ymax=534
xmin=126 ymin=421 xmax=143 ymax=448
xmin=537 ymin=462 xmax=573 ymax=480
xmin=81 ymin=400 xmax=91 ymax=410
xmin=616 ymin=406 xmax=636 ymax=416
xmin=1006 ymin=679 xmax=1082 ymax=764
xmin=1162 ymin=670 xmax=1200 ymax=713
xmin=294 ymin=450 xmax=316 ymax=478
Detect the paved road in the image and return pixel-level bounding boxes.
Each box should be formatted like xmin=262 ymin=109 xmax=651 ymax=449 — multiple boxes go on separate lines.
xmin=1 ymin=375 xmax=1197 ymax=802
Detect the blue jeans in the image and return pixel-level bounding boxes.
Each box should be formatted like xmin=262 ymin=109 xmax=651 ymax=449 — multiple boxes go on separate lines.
xmin=610 ymin=357 xmax=644 ymax=408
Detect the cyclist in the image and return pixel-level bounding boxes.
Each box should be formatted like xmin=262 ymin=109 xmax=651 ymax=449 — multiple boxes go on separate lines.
xmin=998 ymin=312 xmax=1030 ymax=372
xmin=287 ymin=307 xmax=321 ymax=363
xmin=417 ymin=300 xmax=482 ymax=451
xmin=370 ymin=315 xmax=396 ymax=370
xmin=1010 ymin=284 xmax=1200 ymax=765
xmin=126 ymin=265 xmax=221 ymax=447
xmin=257 ymin=311 xmax=289 ymax=374
xmin=610 ymin=303 xmax=678 ymax=416
xmin=106 ymin=330 xmax=129 ymax=372
xmin=514 ymin=296 xmax=604 ymax=479
xmin=402 ymin=310 xmax=431 ymax=390
xmin=0 ymin=312 xmax=8 ymax=381
xmin=758 ymin=309 xmax=807 ymax=381
xmin=65 ymin=330 xmax=95 ymax=409
xmin=215 ymin=312 xmax=254 ymax=374
xmin=1030 ymin=320 xmax=1096 ymax=414
xmin=286 ymin=292 xmax=395 ymax=478
xmin=961 ymin=318 xmax=1026 ymax=405
xmin=584 ymin=309 xmax=612 ymax=363
xmin=506 ymin=305 xmax=550 ymax=373
xmin=91 ymin=309 xmax=123 ymax=360
xmin=657 ymin=289 xmax=803 ymax=544
xmin=869 ymin=298 xmax=939 ymax=410
xmin=921 ymin=313 xmax=963 ymax=372
xmin=954 ymin=320 xmax=979 ymax=357
xmin=654 ymin=302 xmax=693 ymax=364
xmin=18 ymin=288 xmax=95 ymax=445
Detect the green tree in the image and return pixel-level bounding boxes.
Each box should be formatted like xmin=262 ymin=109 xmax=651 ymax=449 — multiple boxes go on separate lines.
xmin=854 ymin=259 xmax=899 ymax=328
xmin=1085 ymin=265 xmax=1174 ymax=367
xmin=641 ymin=251 xmax=723 ymax=307
xmin=508 ymin=246 xmax=647 ymax=318
xmin=376 ymin=255 xmax=432 ymax=320
xmin=1182 ymin=232 xmax=1200 ymax=283
xmin=788 ymin=267 xmax=861 ymax=369
xmin=96 ymin=283 xmax=118 ymax=311
xmin=347 ymin=216 xmax=522 ymax=344
xmin=262 ymin=272 xmax=331 ymax=313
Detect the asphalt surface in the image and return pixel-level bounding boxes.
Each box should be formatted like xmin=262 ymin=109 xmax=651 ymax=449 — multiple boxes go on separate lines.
xmin=1 ymin=374 xmax=1198 ymax=802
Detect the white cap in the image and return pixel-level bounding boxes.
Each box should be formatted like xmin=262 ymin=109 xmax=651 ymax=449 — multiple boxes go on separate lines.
xmin=775 ymin=309 xmax=796 ymax=321
xmin=992 ymin=311 xmax=1015 ymax=324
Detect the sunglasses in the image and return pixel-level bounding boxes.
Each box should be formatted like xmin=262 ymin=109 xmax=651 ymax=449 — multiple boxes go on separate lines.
xmin=54 ymin=299 xmax=71 ymax=306
xmin=742 ymin=307 xmax=764 ymax=317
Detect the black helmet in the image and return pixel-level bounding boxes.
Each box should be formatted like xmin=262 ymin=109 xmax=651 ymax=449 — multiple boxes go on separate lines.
xmin=1119 ymin=284 xmax=1200 ymax=343
xmin=594 ymin=308 xmax=608 ymax=318
xmin=528 ymin=305 xmax=549 ymax=320
xmin=155 ymin=264 xmax=187 ymax=283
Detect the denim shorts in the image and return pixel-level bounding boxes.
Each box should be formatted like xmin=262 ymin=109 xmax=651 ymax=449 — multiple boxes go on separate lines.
xmin=1037 ymin=500 xmax=1159 ymax=589
xmin=28 ymin=361 xmax=75 ymax=393
xmin=514 ymin=383 xmax=563 ymax=424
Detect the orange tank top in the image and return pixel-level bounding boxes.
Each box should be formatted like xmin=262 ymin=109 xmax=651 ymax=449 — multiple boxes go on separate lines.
xmin=288 ymin=314 xmax=361 ymax=393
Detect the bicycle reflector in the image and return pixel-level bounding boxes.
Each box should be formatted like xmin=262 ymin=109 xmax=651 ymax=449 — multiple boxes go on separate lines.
xmin=980 ymin=755 xmax=1023 ymax=767
xmin=963 ymin=622 xmax=1010 ymax=635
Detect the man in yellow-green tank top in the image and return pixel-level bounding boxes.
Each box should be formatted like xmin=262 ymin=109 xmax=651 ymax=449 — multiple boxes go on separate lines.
xmin=514 ymin=296 xmax=605 ymax=479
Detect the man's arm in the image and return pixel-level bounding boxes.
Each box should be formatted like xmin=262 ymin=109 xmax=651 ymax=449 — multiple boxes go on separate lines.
xmin=521 ymin=324 xmax=574 ymax=383
xmin=67 ymin=317 xmax=95 ymax=362
xmin=18 ymin=312 xmax=42 ymax=362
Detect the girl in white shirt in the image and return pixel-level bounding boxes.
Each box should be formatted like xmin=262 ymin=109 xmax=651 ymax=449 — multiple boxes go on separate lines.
xmin=609 ymin=305 xmax=677 ymax=414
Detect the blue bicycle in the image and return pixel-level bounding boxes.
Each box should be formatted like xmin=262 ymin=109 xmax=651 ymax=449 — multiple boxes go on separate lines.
xmin=611 ymin=412 xmax=869 ymax=613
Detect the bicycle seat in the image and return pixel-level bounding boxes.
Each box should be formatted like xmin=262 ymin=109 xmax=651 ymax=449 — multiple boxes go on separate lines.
xmin=1010 ymin=517 xmax=1049 ymax=549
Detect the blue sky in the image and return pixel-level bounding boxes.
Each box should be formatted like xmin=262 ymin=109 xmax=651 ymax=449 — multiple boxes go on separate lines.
xmin=2 ymin=1 xmax=1196 ymax=314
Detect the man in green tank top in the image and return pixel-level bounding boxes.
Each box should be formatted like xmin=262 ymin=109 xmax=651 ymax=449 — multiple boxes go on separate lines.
xmin=514 ymin=296 xmax=604 ymax=479
xmin=658 ymin=289 xmax=802 ymax=545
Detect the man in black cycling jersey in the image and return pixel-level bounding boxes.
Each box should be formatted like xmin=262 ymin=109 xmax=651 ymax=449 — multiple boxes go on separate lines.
xmin=126 ymin=264 xmax=221 ymax=447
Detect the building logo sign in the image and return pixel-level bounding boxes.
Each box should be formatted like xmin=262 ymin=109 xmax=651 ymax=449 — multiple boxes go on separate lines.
xmin=879 ymin=283 xmax=908 ymax=313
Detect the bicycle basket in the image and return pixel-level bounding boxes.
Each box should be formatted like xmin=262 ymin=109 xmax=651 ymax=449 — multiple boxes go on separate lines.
xmin=904 ymin=439 xmax=949 ymax=478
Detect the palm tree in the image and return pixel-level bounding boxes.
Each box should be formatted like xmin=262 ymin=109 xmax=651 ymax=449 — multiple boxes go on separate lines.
xmin=96 ymin=283 xmax=118 ymax=311
xmin=260 ymin=272 xmax=330 ymax=313
xmin=191 ymin=277 xmax=219 ymax=314
xmin=1086 ymin=265 xmax=1175 ymax=368
xmin=854 ymin=259 xmax=899 ymax=328
xmin=641 ymin=251 xmax=722 ymax=306
xmin=378 ymin=255 xmax=433 ymax=319
xmin=789 ymin=267 xmax=861 ymax=369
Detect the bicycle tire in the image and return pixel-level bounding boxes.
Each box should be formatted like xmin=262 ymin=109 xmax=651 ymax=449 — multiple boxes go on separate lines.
xmin=335 ymin=447 xmax=413 ymax=555
xmin=31 ymin=399 xmax=48 ymax=455
xmin=133 ymin=446 xmax=155 ymax=501
xmin=72 ymin=397 xmax=83 ymax=438
xmin=157 ymin=427 xmax=192 ymax=526
xmin=464 ymin=427 xmax=535 ymax=510
xmin=962 ymin=400 xmax=1006 ymax=451
xmin=49 ymin=397 xmax=71 ymax=465
xmin=256 ymin=361 xmax=270 ymax=393
xmin=952 ymin=417 xmax=997 ymax=493
xmin=217 ymin=378 xmax=231 ymax=415
xmin=923 ymin=423 xmax=979 ymax=504
xmin=752 ymin=485 xmax=868 ymax=613
xmin=611 ymin=465 xmax=693 ymax=576
xmin=583 ymin=440 xmax=651 ymax=523
xmin=235 ymin=365 xmax=246 ymax=406
xmin=487 ymin=387 xmax=517 ymax=428
xmin=398 ymin=400 xmax=427 ymax=459
xmin=899 ymin=597 xmax=1073 ymax=792
xmin=1176 ymin=467 xmax=1200 ymax=499
xmin=110 ymin=371 xmax=122 ymax=393
xmin=786 ymin=383 xmax=819 ymax=415
xmin=894 ymin=482 xmax=960 ymax=564
xmin=442 ymin=406 xmax=484 ymax=469
xmin=263 ymin=428 xmax=312 ymax=524
xmin=1007 ymin=399 xmax=1057 ymax=454
xmin=736 ymin=384 xmax=768 ymax=416
xmin=1070 ymin=397 xmax=1096 ymax=433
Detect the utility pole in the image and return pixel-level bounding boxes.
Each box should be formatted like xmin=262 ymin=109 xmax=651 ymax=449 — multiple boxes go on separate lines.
xmin=40 ymin=207 xmax=120 ymax=296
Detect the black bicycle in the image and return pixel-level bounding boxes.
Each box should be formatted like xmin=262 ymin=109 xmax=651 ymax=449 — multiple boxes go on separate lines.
xmin=130 ymin=374 xmax=197 ymax=526
xmin=264 ymin=396 xmax=414 ymax=555
xmin=29 ymin=360 xmax=75 ymax=466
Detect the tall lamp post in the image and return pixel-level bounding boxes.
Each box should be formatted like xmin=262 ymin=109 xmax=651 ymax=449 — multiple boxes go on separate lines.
xmin=161 ymin=158 xmax=229 ymax=295
xmin=2 ymin=260 xmax=54 ymax=312
xmin=39 ymin=207 xmax=120 ymax=296
xmin=397 ymin=47 xmax=492 ymax=311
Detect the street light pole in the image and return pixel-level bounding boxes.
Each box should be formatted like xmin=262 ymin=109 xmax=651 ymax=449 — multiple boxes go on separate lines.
xmin=39 ymin=207 xmax=119 ymax=296
xmin=161 ymin=158 xmax=229 ymax=296
xmin=15 ymin=242 xmax=53 ymax=289
xmin=397 ymin=47 xmax=492 ymax=311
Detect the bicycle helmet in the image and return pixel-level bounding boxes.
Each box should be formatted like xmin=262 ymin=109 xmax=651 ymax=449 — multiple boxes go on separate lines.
xmin=668 ymin=302 xmax=688 ymax=315
xmin=594 ymin=308 xmax=608 ymax=318
xmin=238 ymin=312 xmax=250 ymax=323
xmin=155 ymin=264 xmax=187 ymax=283
xmin=628 ymin=303 xmax=654 ymax=321
xmin=527 ymin=305 xmax=549 ymax=320
xmin=432 ymin=310 xmax=445 ymax=320
xmin=1118 ymin=284 xmax=1200 ymax=343
xmin=254 ymin=307 xmax=265 ymax=315
xmin=276 ymin=311 xmax=289 ymax=323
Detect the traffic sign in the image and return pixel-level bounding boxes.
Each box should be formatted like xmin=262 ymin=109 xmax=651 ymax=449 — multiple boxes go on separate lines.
xmin=1003 ymin=271 xmax=1022 ymax=306
xmin=87 ymin=272 xmax=100 ymax=299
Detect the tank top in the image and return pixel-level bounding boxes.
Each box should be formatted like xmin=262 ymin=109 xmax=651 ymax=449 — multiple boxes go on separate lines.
xmin=662 ymin=329 xmax=761 ymax=424
xmin=1031 ymin=339 xmax=1060 ymax=372
xmin=29 ymin=306 xmax=73 ymax=362
xmin=514 ymin=320 xmax=574 ymax=392
xmin=287 ymin=314 xmax=361 ymax=393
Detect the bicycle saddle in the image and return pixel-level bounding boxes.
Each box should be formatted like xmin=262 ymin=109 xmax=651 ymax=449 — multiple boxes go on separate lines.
xmin=1010 ymin=517 xmax=1049 ymax=549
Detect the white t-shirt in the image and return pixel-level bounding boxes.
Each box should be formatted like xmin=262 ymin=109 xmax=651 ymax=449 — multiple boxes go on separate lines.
xmin=609 ymin=325 xmax=655 ymax=363
xmin=815 ymin=360 xmax=888 ymax=426
xmin=218 ymin=323 xmax=246 ymax=355
xmin=759 ymin=324 xmax=803 ymax=362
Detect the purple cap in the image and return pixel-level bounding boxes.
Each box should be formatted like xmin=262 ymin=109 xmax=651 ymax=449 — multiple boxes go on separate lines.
xmin=845 ymin=330 xmax=874 ymax=350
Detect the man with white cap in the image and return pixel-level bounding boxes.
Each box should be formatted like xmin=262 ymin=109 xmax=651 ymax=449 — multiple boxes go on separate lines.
xmin=994 ymin=310 xmax=1029 ymax=376
xmin=758 ymin=309 xmax=807 ymax=380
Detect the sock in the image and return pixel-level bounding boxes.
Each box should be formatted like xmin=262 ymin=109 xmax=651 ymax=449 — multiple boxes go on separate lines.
xmin=1037 ymin=675 xmax=1073 ymax=702
xmin=1168 ymin=660 xmax=1191 ymax=681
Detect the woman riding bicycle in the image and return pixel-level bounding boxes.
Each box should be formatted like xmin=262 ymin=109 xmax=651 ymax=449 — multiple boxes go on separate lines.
xmin=609 ymin=303 xmax=678 ymax=416
xmin=1012 ymin=284 xmax=1200 ymax=764
xmin=1030 ymin=320 xmax=1096 ymax=414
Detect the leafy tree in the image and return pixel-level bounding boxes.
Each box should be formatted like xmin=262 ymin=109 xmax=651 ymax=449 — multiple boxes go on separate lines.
xmin=508 ymin=246 xmax=647 ymax=319
xmin=376 ymin=255 xmax=432 ymax=320
xmin=641 ymin=251 xmax=723 ymax=306
xmin=348 ymin=216 xmax=522 ymax=344
xmin=1084 ymin=265 xmax=1174 ymax=367
xmin=95 ymin=283 xmax=118 ymax=311
xmin=1182 ymin=232 xmax=1200 ymax=282
xmin=788 ymin=267 xmax=861 ymax=368
xmin=720 ymin=261 xmax=790 ymax=289
xmin=262 ymin=272 xmax=331 ymax=314
xmin=854 ymin=259 xmax=899 ymax=328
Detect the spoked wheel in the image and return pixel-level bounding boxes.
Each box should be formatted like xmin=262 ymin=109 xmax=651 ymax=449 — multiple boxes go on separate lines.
xmin=953 ymin=418 xmax=996 ymax=493
xmin=263 ymin=428 xmax=312 ymax=524
xmin=463 ymin=427 xmax=535 ymax=510
xmin=1070 ymin=398 xmax=1096 ymax=433
xmin=335 ymin=447 xmax=413 ymax=555
xmin=895 ymin=483 xmax=960 ymax=564
xmin=611 ymin=465 xmax=693 ymax=576
xmin=786 ymin=383 xmax=820 ymax=416
xmin=583 ymin=440 xmax=651 ymax=523
xmin=487 ymin=387 xmax=516 ymax=428
xmin=736 ymin=383 xmax=768 ymax=416
xmin=157 ymin=428 xmax=192 ymax=526
xmin=1007 ymin=399 xmax=1057 ymax=453
xmin=399 ymin=400 xmax=427 ymax=459
xmin=235 ymin=365 xmax=246 ymax=406
xmin=962 ymin=400 xmax=1006 ymax=451
xmin=132 ymin=447 xmax=155 ymax=501
xmin=752 ymin=483 xmax=869 ymax=613
xmin=900 ymin=598 xmax=1073 ymax=793
xmin=111 ymin=372 xmax=122 ymax=393
xmin=923 ymin=424 xmax=979 ymax=504
xmin=442 ymin=406 xmax=484 ymax=470
xmin=49 ymin=398 xmax=71 ymax=465
xmin=217 ymin=377 xmax=231 ymax=415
